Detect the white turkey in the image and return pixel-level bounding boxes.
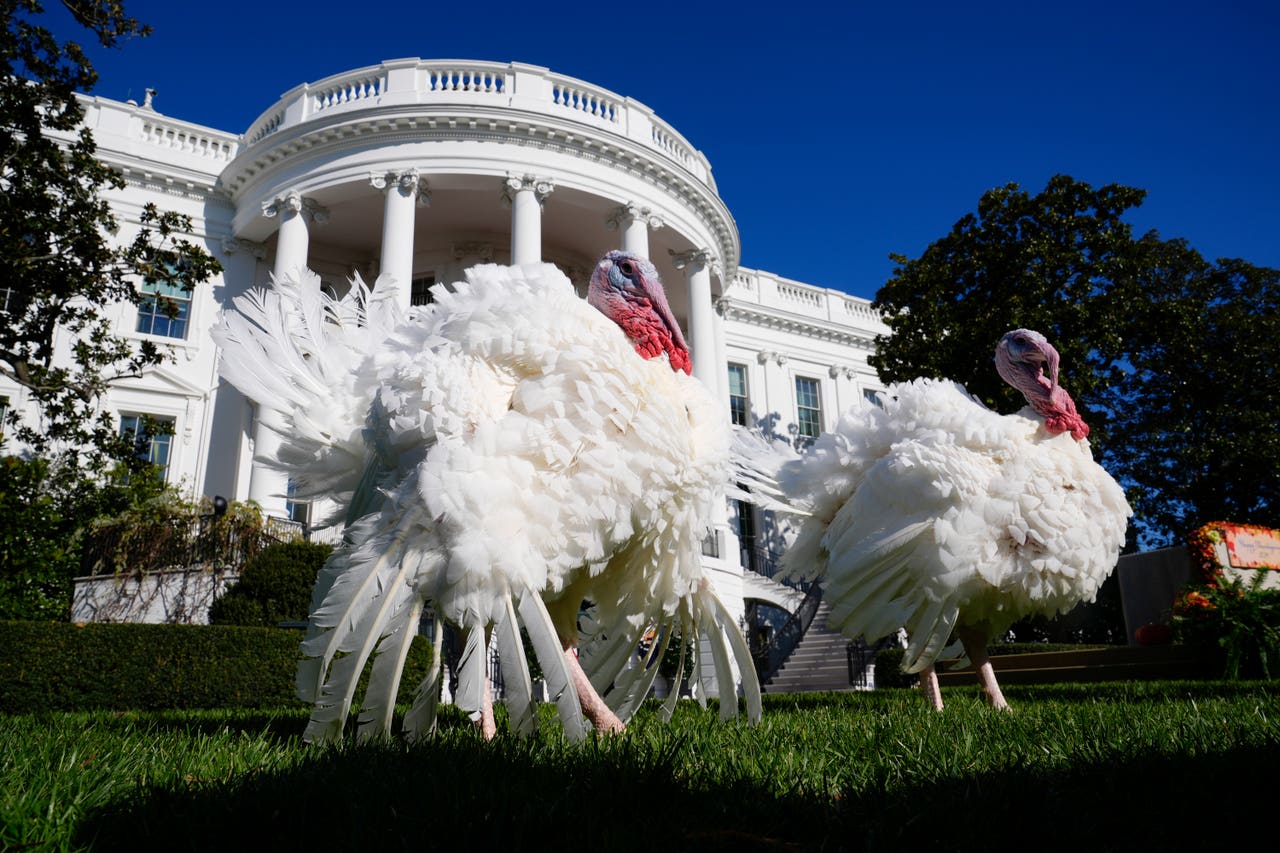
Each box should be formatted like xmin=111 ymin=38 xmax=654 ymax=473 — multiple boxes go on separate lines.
xmin=212 ymin=252 xmax=761 ymax=742
xmin=778 ymin=330 xmax=1130 ymax=710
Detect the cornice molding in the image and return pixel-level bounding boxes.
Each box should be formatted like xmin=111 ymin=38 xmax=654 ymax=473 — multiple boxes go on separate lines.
xmin=718 ymin=297 xmax=881 ymax=351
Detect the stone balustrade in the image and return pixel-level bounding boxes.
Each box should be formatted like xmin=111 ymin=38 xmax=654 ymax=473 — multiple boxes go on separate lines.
xmin=726 ymin=267 xmax=888 ymax=332
xmin=238 ymin=59 xmax=712 ymax=188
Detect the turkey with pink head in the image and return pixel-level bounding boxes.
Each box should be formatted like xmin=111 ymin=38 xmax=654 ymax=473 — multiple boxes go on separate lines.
xmin=778 ymin=329 xmax=1130 ymax=710
xmin=213 ymin=251 xmax=761 ymax=742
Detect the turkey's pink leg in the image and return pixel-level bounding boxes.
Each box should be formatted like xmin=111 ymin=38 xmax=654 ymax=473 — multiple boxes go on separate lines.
xmin=919 ymin=665 xmax=944 ymax=711
xmin=957 ymin=627 xmax=1009 ymax=710
xmin=563 ymin=644 xmax=625 ymax=734
xmin=478 ymin=674 xmax=497 ymax=740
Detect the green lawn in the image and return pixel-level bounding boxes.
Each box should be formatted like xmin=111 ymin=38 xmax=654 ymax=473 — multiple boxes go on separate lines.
xmin=4 ymin=682 xmax=1277 ymax=852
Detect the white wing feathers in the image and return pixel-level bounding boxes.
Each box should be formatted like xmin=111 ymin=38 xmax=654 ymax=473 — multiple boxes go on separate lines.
xmin=215 ymin=261 xmax=758 ymax=741
xmin=780 ymin=377 xmax=1131 ymax=674
xmin=211 ymin=269 xmax=403 ymax=510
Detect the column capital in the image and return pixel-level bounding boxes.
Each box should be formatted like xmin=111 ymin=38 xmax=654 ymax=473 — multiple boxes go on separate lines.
xmin=262 ymin=191 xmax=329 ymax=224
xmin=221 ymin=237 xmax=267 ymax=259
xmin=606 ymin=202 xmax=664 ymax=232
xmin=669 ymin=247 xmax=716 ymax=273
xmin=757 ymin=350 xmax=788 ymax=366
xmin=502 ymin=174 xmax=554 ymax=206
xmin=828 ymin=364 xmax=857 ymax=379
xmin=370 ymin=169 xmax=431 ymax=206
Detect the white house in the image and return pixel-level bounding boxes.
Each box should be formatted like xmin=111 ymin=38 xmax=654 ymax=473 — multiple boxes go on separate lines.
xmin=6 ymin=58 xmax=890 ymax=687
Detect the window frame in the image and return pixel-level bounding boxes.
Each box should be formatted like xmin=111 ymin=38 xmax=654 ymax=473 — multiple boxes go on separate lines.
xmin=727 ymin=362 xmax=750 ymax=427
xmin=118 ymin=412 xmax=177 ymax=480
xmin=794 ymin=375 xmax=823 ymax=446
xmin=134 ymin=271 xmax=193 ymax=340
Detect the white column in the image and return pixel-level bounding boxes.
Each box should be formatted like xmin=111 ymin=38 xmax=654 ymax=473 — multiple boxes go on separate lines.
xmin=371 ymin=169 xmax=429 ymax=307
xmin=712 ymin=302 xmax=731 ymax=410
xmin=504 ymin=175 xmax=554 ymax=265
xmin=607 ymin=202 xmax=663 ymax=259
xmin=249 ymin=192 xmax=328 ymax=519
xmin=263 ymin=191 xmax=327 ymax=283
xmin=670 ymin=248 xmax=718 ymax=388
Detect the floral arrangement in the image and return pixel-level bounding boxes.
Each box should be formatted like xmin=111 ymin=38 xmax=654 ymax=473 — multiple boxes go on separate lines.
xmin=1173 ymin=521 xmax=1280 ymax=679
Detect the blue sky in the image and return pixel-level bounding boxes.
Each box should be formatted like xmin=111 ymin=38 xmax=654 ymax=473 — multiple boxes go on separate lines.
xmin=58 ymin=0 xmax=1279 ymax=300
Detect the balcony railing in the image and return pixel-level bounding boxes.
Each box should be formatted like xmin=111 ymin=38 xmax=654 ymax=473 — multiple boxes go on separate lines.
xmin=238 ymin=59 xmax=714 ymax=188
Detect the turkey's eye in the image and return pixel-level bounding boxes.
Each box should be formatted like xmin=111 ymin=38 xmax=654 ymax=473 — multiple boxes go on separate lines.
xmin=618 ymin=260 xmax=635 ymax=276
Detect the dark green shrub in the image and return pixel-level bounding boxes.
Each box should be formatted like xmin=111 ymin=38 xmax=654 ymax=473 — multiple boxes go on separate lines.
xmin=208 ymin=541 xmax=333 ymax=627
xmin=0 ymin=621 xmax=435 ymax=714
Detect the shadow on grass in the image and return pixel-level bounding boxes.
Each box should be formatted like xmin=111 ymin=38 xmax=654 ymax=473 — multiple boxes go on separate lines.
xmin=73 ymin=731 xmax=829 ymax=852
xmin=73 ymin=726 xmax=1275 ymax=853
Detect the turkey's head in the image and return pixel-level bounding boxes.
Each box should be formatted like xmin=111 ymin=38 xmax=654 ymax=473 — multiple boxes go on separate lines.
xmin=588 ymin=251 xmax=692 ymax=374
xmin=995 ymin=329 xmax=1089 ymax=440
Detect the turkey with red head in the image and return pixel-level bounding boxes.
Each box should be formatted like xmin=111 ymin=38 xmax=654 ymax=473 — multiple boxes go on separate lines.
xmin=213 ymin=251 xmax=761 ymax=742
xmin=778 ymin=329 xmax=1130 ymax=710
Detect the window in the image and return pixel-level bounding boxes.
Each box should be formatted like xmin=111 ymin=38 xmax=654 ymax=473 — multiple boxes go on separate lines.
xmin=795 ymin=376 xmax=823 ymax=446
xmin=0 ymin=395 xmax=8 ymax=438
xmin=863 ymin=387 xmax=883 ymax=408
xmin=135 ymin=276 xmax=191 ymax=339
xmin=119 ymin=414 xmax=175 ymax=478
xmin=286 ymin=479 xmax=312 ymax=528
xmin=727 ymin=363 xmax=750 ymax=426
xmin=736 ymin=499 xmax=760 ymax=574
xmin=410 ymin=274 xmax=436 ymax=307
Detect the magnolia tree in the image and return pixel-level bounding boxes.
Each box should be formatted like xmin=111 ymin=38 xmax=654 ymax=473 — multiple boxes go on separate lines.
xmin=871 ymin=174 xmax=1279 ymax=551
xmin=0 ymin=1 xmax=220 ymax=618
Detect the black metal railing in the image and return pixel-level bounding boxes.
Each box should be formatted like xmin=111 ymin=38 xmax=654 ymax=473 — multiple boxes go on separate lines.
xmin=753 ymin=582 xmax=823 ymax=684
xmin=741 ymin=544 xmax=816 ymax=593
xmin=846 ymin=635 xmax=899 ymax=688
xmin=79 ymin=513 xmax=293 ymax=578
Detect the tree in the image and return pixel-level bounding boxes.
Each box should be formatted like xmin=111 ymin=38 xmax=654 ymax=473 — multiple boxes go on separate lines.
xmin=0 ymin=0 xmax=220 ymax=464
xmin=870 ymin=174 xmax=1279 ymax=549
xmin=1098 ymin=249 xmax=1280 ymax=542
xmin=0 ymin=1 xmax=220 ymax=619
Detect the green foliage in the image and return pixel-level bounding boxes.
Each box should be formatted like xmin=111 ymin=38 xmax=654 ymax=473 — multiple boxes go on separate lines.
xmin=208 ymin=541 xmax=333 ymax=627
xmin=1100 ymin=254 xmax=1280 ymax=542
xmin=83 ymin=494 xmax=271 ymax=577
xmin=1173 ymin=573 xmax=1280 ymax=679
xmin=1 ymin=1 xmax=221 ymax=466
xmin=0 ymin=620 xmax=303 ymax=712
xmin=870 ymin=174 xmax=1280 ymax=548
xmin=0 ymin=452 xmax=170 ymax=620
xmin=0 ymin=620 xmax=435 ymax=714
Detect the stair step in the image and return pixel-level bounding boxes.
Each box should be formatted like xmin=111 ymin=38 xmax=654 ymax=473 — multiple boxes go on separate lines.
xmin=761 ymin=601 xmax=874 ymax=694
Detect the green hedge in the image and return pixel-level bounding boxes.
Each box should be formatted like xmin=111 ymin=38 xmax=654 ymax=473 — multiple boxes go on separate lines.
xmin=0 ymin=621 xmax=435 ymax=714
xmin=874 ymin=642 xmax=1110 ymax=688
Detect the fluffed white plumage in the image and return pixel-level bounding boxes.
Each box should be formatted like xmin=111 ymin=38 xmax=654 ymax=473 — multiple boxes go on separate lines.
xmin=778 ymin=330 xmax=1131 ymax=709
xmin=212 ymin=255 xmax=760 ymax=741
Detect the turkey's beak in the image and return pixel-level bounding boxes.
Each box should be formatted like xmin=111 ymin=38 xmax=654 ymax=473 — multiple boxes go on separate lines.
xmin=1039 ymin=340 xmax=1060 ymax=391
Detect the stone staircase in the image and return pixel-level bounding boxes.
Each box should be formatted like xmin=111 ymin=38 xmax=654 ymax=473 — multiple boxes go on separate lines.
xmin=763 ymin=601 xmax=870 ymax=693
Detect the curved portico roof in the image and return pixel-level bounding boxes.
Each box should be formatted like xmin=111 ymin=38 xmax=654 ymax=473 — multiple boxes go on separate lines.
xmin=221 ymin=58 xmax=740 ymax=280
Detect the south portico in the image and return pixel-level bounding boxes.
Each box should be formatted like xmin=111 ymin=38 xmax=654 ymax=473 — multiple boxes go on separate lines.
xmin=208 ymin=61 xmax=738 ymax=522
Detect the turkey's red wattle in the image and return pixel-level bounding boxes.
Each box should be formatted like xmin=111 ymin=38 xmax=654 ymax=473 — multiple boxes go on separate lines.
xmin=1038 ymin=387 xmax=1090 ymax=440
xmin=617 ymin=305 xmax=693 ymax=375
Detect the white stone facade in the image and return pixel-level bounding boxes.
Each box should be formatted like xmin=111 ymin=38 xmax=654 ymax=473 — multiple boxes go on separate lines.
xmin=3 ymin=58 xmax=889 ymax=653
